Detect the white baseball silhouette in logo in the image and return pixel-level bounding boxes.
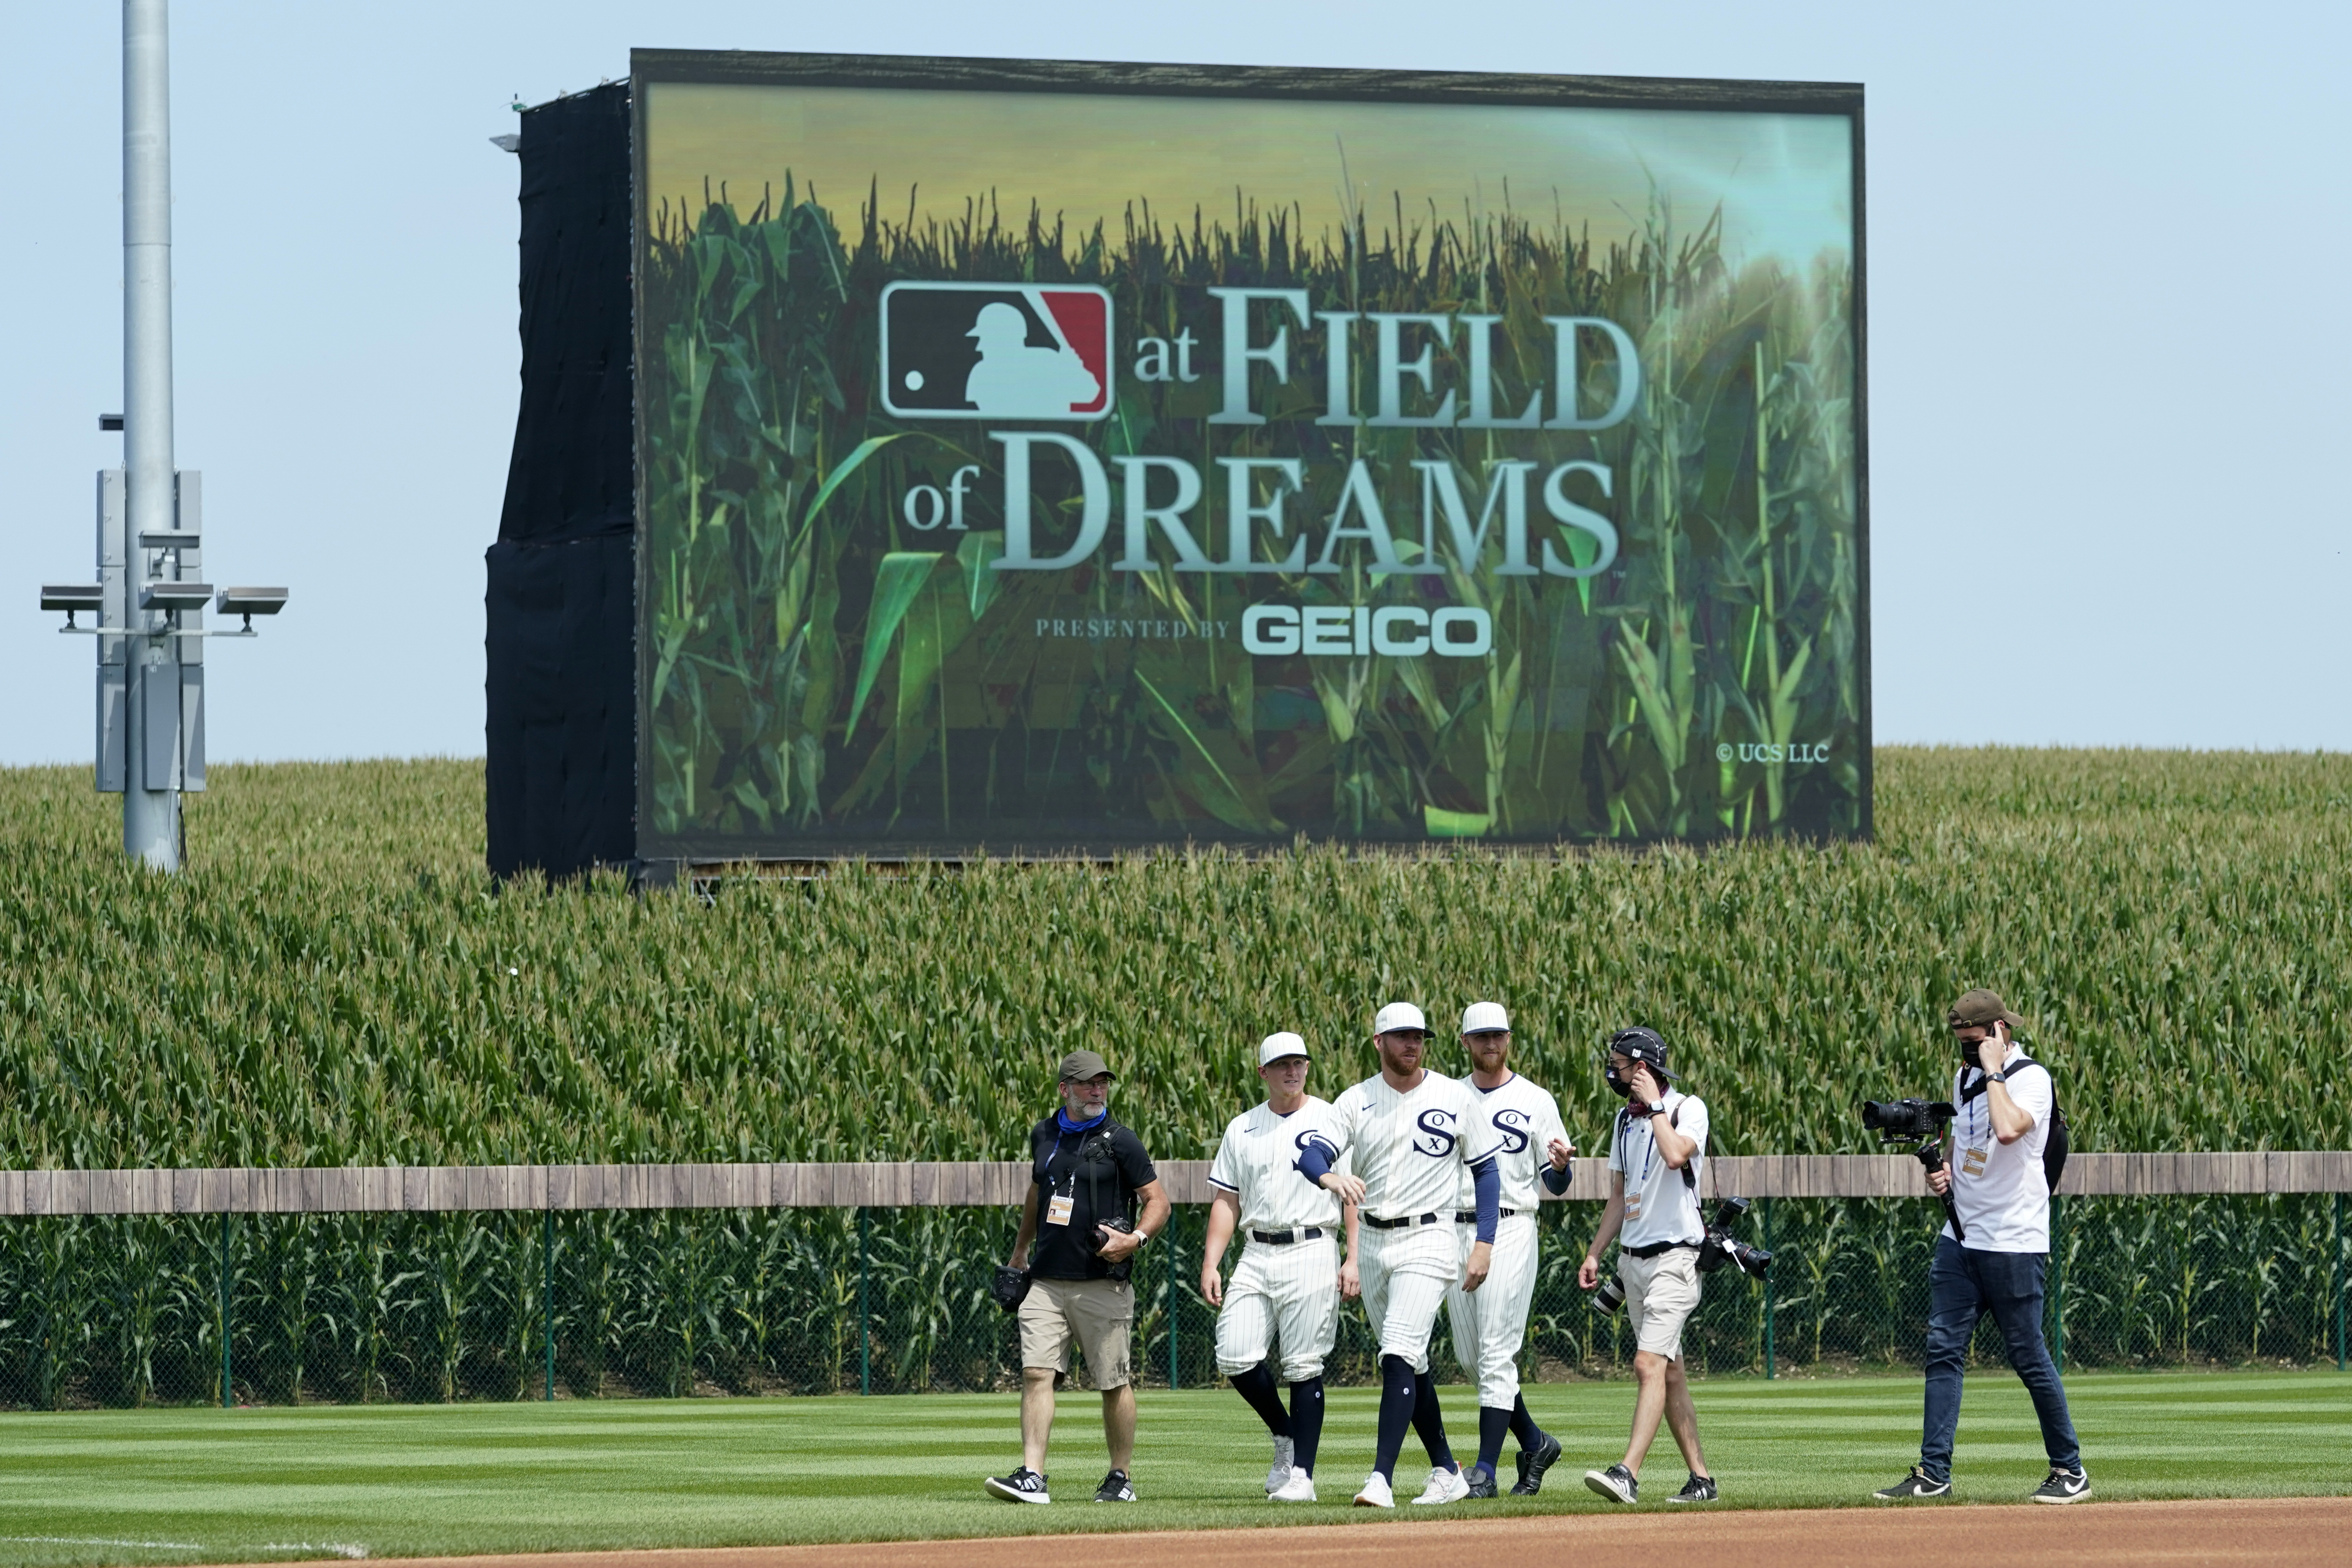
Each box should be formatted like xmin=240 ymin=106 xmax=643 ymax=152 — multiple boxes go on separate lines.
xmin=962 ymin=301 xmax=1100 ymax=416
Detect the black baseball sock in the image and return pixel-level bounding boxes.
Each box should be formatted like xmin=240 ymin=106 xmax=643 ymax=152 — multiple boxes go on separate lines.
xmin=1411 ymin=1368 xmax=1456 ymax=1470
xmin=1476 ymin=1405 xmax=1512 ymax=1477
xmin=1288 ymin=1377 xmax=1326 ymax=1476
xmin=1508 ymin=1392 xmax=1544 ymax=1450
xmin=1374 ymin=1355 xmax=1418 ymax=1481
xmin=1229 ymin=1364 xmax=1291 ymax=1438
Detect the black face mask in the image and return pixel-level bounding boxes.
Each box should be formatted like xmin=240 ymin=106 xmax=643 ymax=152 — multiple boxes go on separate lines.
xmin=1605 ymin=1065 xmax=1632 ymax=1098
xmin=1956 ymin=1034 xmax=1993 ymax=1064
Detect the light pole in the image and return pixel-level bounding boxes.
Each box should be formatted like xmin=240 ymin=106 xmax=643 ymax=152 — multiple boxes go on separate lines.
xmin=122 ymin=0 xmax=179 ymax=868
xmin=38 ymin=0 xmax=286 ymax=870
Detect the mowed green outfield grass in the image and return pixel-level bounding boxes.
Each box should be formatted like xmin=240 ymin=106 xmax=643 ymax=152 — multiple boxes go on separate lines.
xmin=0 ymin=1372 xmax=2343 ymax=1565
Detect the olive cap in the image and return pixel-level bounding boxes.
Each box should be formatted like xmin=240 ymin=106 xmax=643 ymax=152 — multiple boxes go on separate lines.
xmin=1948 ymin=989 xmax=2026 ymax=1030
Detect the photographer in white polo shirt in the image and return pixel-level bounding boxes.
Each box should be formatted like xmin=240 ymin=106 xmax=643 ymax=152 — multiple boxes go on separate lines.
xmin=1577 ymin=1027 xmax=1716 ymax=1506
xmin=1875 ymin=989 xmax=2086 ymax=1504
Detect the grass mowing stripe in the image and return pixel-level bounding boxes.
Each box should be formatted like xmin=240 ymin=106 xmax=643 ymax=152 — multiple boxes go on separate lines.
xmin=0 ymin=1373 xmax=2343 ymax=1565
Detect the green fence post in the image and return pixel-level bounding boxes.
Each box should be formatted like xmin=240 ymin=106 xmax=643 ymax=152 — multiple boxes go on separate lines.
xmin=2049 ymin=1193 xmax=2064 ymax=1374
xmin=1167 ymin=1211 xmax=1180 ymax=1391
xmin=2335 ymin=1193 xmax=2345 ymax=1373
xmin=217 ymin=1211 xmax=232 ymax=1408
xmin=1762 ymin=1198 xmax=1774 ymax=1380
xmin=543 ymin=1206 xmax=556 ymax=1401
xmin=858 ymin=1207 xmax=871 ymax=1397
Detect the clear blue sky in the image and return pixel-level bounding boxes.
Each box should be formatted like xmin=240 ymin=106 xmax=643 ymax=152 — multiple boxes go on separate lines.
xmin=3 ymin=1 xmax=2344 ymax=765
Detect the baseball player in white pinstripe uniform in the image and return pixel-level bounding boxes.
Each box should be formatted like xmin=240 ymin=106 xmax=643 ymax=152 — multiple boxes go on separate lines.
xmin=1202 ymin=1032 xmax=1361 ymax=1503
xmin=1305 ymin=1002 xmax=1504 ymax=1510
xmin=1445 ymin=1001 xmax=1576 ymax=1498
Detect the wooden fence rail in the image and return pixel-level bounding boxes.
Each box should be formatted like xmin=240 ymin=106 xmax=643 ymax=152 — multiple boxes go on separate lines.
xmin=2 ymin=1152 xmax=2346 ymax=1216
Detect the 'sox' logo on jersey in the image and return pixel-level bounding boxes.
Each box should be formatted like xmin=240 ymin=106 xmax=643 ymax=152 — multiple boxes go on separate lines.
xmin=1410 ymin=1110 xmax=1457 ymax=1159
xmin=880 ymin=282 xmax=1114 ymax=421
xmin=1292 ymin=1129 xmax=1339 ymax=1178
xmin=1490 ymin=1108 xmax=1533 ymax=1156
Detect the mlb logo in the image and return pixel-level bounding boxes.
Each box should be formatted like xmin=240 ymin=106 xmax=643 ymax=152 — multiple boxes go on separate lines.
xmin=880 ymin=282 xmax=1114 ymax=421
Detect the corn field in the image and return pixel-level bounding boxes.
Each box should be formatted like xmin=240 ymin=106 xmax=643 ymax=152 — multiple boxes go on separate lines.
xmin=0 ymin=1194 xmax=2341 ymax=1409
xmin=1 ymin=746 xmax=2347 ymax=1405
xmin=1 ymin=747 xmax=2346 ymax=1169
xmin=640 ymin=177 xmax=1861 ymax=849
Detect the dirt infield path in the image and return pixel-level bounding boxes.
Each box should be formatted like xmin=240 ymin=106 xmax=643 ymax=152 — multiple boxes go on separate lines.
xmin=301 ymin=1497 xmax=2352 ymax=1568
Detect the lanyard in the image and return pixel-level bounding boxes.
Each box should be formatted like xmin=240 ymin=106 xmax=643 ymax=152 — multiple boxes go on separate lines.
xmin=1964 ymin=1057 xmax=2002 ymax=1147
xmin=1046 ymin=1121 xmax=1097 ymax=1191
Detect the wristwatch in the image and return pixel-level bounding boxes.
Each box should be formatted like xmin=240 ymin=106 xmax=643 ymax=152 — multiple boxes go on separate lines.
xmin=1986 ymin=1071 xmax=2008 ymax=1085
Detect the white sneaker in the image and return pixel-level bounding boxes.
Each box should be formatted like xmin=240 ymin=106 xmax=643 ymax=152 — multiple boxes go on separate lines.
xmin=1270 ymin=1470 xmax=1318 ymax=1503
xmin=1354 ymin=1472 xmax=1395 ymax=1508
xmin=1411 ymin=1464 xmax=1471 ymax=1506
xmin=1266 ymin=1435 xmax=1296 ymax=1494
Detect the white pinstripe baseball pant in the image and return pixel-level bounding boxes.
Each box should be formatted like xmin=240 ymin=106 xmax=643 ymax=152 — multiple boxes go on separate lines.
xmin=1447 ymin=1212 xmax=1539 ymax=1406
xmin=1214 ymin=1234 xmax=1339 ymax=1382
xmin=1360 ymin=1221 xmax=1455 ymax=1374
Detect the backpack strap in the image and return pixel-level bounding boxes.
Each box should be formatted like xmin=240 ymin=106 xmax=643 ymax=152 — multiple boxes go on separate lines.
xmin=1959 ymin=1056 xmax=2043 ymax=1105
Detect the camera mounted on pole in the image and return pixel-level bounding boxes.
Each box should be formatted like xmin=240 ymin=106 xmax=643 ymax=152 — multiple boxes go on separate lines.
xmin=1860 ymin=1097 xmax=1966 ymax=1242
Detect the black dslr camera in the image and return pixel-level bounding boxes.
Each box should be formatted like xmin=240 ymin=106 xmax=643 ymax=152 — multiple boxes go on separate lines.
xmin=1592 ymin=1197 xmax=1770 ymax=1313
xmin=1860 ymin=1096 xmax=1966 ymax=1241
xmin=1696 ymin=1196 xmax=1772 ymax=1280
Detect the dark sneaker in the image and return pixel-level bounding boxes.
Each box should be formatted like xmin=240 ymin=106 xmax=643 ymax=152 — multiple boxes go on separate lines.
xmin=1583 ymin=1463 xmax=1638 ymax=1504
xmin=1094 ymin=1469 xmax=1137 ymax=1503
xmin=984 ymin=1466 xmax=1050 ymax=1504
xmin=1873 ymin=1467 xmax=1951 ymax=1500
xmin=1510 ymin=1431 xmax=1562 ymax=1496
xmin=1668 ymin=1473 xmax=1717 ymax=1503
xmin=2031 ymin=1467 xmax=2090 ymax=1504
xmin=1465 ymin=1466 xmax=1499 ymax=1499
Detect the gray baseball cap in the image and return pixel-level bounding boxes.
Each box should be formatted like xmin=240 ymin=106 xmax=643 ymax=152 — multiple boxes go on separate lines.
xmin=1058 ymin=1049 xmax=1114 ymax=1082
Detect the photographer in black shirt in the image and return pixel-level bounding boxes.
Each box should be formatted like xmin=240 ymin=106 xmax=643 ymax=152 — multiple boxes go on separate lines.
xmin=985 ymin=1050 xmax=1170 ymax=1506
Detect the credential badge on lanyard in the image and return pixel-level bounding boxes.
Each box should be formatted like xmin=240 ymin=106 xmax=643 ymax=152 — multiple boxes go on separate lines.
xmin=1044 ymin=1129 xmax=1079 ymax=1226
xmin=1961 ymin=1075 xmax=1989 ymax=1179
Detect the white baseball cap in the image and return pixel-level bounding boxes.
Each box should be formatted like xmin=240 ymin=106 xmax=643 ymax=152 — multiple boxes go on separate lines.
xmin=1258 ymin=1031 xmax=1309 ymax=1066
xmin=1461 ymin=1001 xmax=1511 ymax=1035
xmin=1373 ymin=1001 xmax=1429 ymax=1036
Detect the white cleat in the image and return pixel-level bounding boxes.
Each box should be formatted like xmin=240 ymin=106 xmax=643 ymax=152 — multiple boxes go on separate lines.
xmin=1266 ymin=1435 xmax=1296 ymax=1495
xmin=1411 ymin=1464 xmax=1472 ymax=1506
xmin=1354 ymin=1472 xmax=1395 ymax=1508
xmin=1270 ymin=1469 xmax=1318 ymax=1503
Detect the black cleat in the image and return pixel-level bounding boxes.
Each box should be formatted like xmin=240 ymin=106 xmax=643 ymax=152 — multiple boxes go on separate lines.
xmin=984 ymin=1466 xmax=1050 ymax=1504
xmin=1093 ymin=1469 xmax=1137 ymax=1503
xmin=1873 ymin=1466 xmax=1951 ymax=1500
xmin=1668 ymin=1473 xmax=1717 ymax=1503
xmin=1583 ymin=1463 xmax=1638 ymax=1504
xmin=2030 ymin=1466 xmax=2090 ymax=1504
xmin=1466 ymin=1467 xmax=1499 ymax=1499
xmin=1510 ymin=1431 xmax=1562 ymax=1496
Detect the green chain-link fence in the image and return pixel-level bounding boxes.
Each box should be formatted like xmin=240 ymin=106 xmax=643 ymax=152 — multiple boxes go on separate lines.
xmin=2 ymin=1195 xmax=2343 ymax=1409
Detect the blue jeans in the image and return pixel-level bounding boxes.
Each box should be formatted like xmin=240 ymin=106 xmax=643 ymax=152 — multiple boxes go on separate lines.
xmin=1919 ymin=1235 xmax=2080 ymax=1483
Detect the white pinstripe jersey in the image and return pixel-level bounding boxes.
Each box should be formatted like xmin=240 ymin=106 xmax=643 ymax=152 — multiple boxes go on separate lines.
xmin=1330 ymin=1070 xmax=1504 ymax=1221
xmin=1452 ymin=1072 xmax=1572 ymax=1212
xmin=1207 ymin=1096 xmax=1349 ymax=1233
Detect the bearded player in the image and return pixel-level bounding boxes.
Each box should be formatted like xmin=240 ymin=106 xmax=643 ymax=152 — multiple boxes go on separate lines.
xmin=1305 ymin=1002 xmax=1503 ymax=1509
xmin=1201 ymin=1032 xmax=1361 ymax=1502
xmin=1445 ymin=1002 xmax=1575 ymax=1497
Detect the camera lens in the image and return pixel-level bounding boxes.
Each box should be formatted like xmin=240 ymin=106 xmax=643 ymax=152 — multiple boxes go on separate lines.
xmin=1593 ymin=1276 xmax=1625 ymax=1314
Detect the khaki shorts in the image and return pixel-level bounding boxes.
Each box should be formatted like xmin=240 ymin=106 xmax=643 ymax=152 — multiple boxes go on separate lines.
xmin=1620 ymin=1246 xmax=1702 ymax=1361
xmin=1018 ymin=1276 xmax=1134 ymax=1390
